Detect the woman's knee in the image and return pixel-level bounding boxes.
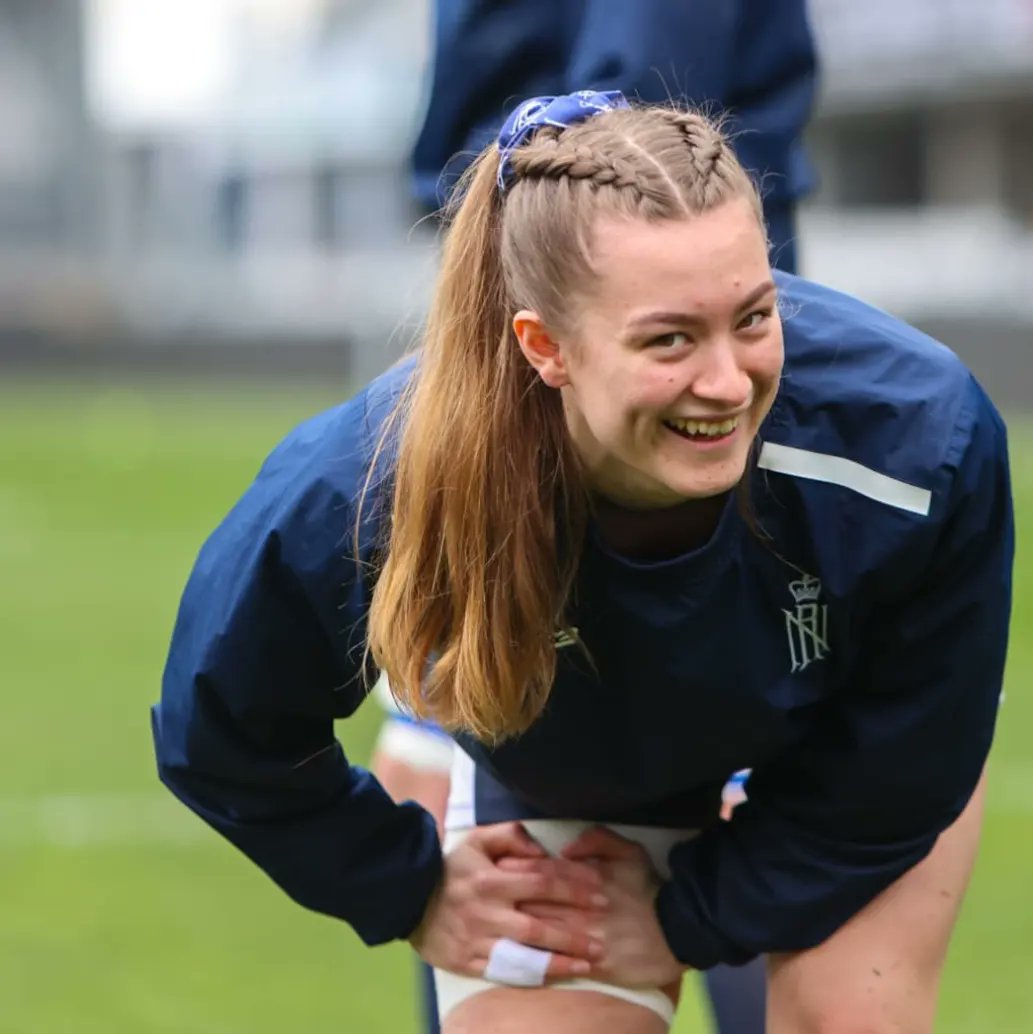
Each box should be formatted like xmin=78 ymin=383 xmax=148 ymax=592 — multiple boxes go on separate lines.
xmin=767 ymin=781 xmax=985 ymax=1034
xmin=767 ymin=949 xmax=939 ymax=1034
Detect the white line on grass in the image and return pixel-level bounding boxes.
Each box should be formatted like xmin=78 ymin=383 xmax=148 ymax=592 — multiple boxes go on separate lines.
xmin=0 ymin=791 xmax=209 ymax=848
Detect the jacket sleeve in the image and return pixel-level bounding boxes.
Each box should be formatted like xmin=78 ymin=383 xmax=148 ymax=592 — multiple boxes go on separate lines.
xmin=151 ymin=425 xmax=442 ymax=946
xmin=656 ymin=378 xmax=1012 ymax=967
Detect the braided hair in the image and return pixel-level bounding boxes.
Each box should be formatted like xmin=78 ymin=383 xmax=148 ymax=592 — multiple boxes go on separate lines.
xmin=500 ymin=108 xmax=763 ymax=329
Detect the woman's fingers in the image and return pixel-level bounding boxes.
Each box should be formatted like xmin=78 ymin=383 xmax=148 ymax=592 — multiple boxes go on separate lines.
xmin=518 ymin=900 xmax=583 ymax=924
xmin=470 ymin=821 xmax=548 ymax=860
xmin=544 ymin=953 xmax=595 ymax=980
xmin=412 ymin=827 xmax=610 ymax=980
xmin=468 ymin=950 xmax=593 ymax=982
xmin=496 ymin=854 xmax=605 ymax=887
xmin=475 ymin=864 xmax=608 ymax=909
xmin=490 ymin=907 xmax=604 ymax=960
xmin=561 ymin=824 xmax=647 ymax=863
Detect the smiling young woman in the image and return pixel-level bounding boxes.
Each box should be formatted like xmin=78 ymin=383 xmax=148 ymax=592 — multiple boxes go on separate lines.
xmin=512 ymin=203 xmax=783 ymax=513
xmin=154 ymin=96 xmax=1012 ymax=1034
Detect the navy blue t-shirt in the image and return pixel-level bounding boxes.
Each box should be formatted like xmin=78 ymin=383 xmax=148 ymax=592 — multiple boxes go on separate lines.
xmin=153 ymin=273 xmax=1012 ymax=968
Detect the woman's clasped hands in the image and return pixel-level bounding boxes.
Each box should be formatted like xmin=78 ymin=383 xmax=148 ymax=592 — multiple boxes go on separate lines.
xmin=409 ymin=822 xmax=686 ymax=990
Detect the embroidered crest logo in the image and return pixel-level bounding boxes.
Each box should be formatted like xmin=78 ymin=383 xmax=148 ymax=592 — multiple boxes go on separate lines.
xmin=783 ymin=573 xmax=829 ymax=672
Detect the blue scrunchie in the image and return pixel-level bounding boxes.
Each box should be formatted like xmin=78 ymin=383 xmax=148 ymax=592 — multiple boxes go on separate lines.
xmin=496 ymin=90 xmax=630 ymax=192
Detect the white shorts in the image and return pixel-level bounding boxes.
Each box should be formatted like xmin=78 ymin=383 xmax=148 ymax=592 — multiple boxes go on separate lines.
xmin=433 ymin=818 xmax=698 ymax=1027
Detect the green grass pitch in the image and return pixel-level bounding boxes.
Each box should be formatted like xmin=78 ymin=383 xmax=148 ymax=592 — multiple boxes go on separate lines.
xmin=1 ymin=375 xmax=1029 ymax=1033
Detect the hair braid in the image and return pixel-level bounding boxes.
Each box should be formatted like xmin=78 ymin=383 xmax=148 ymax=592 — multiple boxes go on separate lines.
xmin=666 ymin=110 xmax=738 ymax=193
xmin=508 ymin=128 xmax=671 ymax=205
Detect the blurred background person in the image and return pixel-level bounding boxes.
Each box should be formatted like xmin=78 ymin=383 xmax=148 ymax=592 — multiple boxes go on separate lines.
xmin=411 ymin=0 xmax=816 ymax=276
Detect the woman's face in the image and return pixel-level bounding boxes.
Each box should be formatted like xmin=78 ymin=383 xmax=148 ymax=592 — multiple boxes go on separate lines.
xmin=518 ymin=198 xmax=784 ymax=509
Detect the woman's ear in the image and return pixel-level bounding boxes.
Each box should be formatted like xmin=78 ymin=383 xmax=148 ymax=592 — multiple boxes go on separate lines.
xmin=513 ymin=310 xmax=571 ymax=388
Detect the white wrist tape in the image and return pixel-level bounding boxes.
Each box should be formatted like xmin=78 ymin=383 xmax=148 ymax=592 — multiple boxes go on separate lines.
xmin=483 ymin=937 xmax=552 ymax=987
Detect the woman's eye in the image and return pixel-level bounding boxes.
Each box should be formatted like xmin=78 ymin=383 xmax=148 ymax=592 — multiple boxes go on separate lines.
xmin=739 ymin=309 xmax=772 ymax=331
xmin=652 ymin=331 xmax=690 ymax=349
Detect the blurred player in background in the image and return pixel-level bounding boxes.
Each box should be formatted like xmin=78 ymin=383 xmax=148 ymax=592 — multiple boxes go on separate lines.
xmin=412 ymin=0 xmax=816 ymax=274
xmin=375 ymin=2 xmax=818 ymax=1030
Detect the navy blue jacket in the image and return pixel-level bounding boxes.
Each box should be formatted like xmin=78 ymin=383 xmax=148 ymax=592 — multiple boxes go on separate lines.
xmin=153 ymin=274 xmax=1012 ymax=968
xmin=411 ymin=0 xmax=817 ymax=270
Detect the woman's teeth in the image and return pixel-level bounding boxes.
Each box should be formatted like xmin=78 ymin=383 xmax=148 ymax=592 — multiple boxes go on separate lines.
xmin=664 ymin=416 xmax=739 ymax=438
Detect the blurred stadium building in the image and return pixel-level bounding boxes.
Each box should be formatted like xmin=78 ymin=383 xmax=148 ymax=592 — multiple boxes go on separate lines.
xmin=0 ymin=0 xmax=1030 ymax=397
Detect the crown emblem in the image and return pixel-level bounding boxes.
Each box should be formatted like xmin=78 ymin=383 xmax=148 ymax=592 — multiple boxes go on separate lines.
xmin=789 ymin=573 xmax=822 ymax=604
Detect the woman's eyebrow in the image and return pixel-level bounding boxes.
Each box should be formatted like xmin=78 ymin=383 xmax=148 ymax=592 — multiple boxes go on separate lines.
xmin=626 ymin=281 xmax=777 ymax=329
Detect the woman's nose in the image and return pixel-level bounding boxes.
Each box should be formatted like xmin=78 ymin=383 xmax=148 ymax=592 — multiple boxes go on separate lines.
xmin=690 ymin=340 xmax=752 ymax=407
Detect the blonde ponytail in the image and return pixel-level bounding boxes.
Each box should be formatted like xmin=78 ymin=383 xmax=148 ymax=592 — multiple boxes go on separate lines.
xmin=367 ymin=149 xmax=588 ymax=742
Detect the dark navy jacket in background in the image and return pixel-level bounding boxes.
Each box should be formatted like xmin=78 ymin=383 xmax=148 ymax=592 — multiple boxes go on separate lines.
xmin=411 ymin=0 xmax=817 ymax=270
xmin=153 ymin=274 xmax=1012 ymax=969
